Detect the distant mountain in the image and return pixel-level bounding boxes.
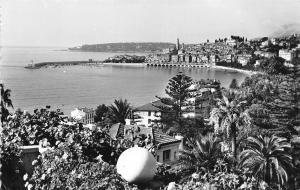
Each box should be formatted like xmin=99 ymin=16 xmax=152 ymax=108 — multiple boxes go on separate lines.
xmin=270 ymin=23 xmax=300 ymax=38
xmin=69 ymin=42 xmax=175 ymax=52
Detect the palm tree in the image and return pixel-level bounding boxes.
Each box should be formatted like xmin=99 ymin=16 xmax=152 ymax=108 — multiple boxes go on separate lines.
xmin=239 ymin=135 xmax=292 ymax=187
xmin=179 ymin=133 xmax=222 ymax=173
xmin=109 ymin=99 xmax=131 ymax=124
xmin=1 ymin=84 xmax=13 ymax=123
xmin=209 ymin=91 xmax=250 ymax=159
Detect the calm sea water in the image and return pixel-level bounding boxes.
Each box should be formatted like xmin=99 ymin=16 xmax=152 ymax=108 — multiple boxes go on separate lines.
xmin=0 ymin=47 xmax=248 ymax=114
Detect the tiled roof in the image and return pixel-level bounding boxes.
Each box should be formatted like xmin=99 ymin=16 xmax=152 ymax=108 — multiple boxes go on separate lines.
xmin=134 ymin=100 xmax=165 ymax=112
xmin=152 ymin=130 xmax=181 ymax=146
xmin=108 ymin=123 xmax=181 ymax=147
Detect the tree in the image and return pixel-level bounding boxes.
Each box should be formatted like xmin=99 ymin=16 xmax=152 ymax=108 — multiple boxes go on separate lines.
xmin=0 ymin=84 xmax=13 ymax=123
xmin=109 ymin=99 xmax=131 ymax=125
xmin=94 ymin=104 xmax=109 ymax=123
xmin=240 ymin=73 xmax=299 ymax=136
xmin=209 ymin=91 xmax=251 ymax=159
xmin=239 ymin=135 xmax=293 ymax=187
xmin=229 ymin=78 xmax=239 ymax=89
xmin=156 ymin=72 xmax=194 ymax=133
xmin=179 ymin=133 xmax=222 ymax=173
xmin=259 ymin=57 xmax=289 ymax=75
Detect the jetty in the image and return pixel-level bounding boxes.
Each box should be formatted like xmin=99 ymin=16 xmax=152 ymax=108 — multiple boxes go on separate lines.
xmin=24 ymin=59 xmax=100 ymax=69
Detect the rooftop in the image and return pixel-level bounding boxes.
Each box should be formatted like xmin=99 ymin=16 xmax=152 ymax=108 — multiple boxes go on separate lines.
xmin=108 ymin=123 xmax=181 ymax=147
xmin=134 ymin=100 xmax=165 ymax=112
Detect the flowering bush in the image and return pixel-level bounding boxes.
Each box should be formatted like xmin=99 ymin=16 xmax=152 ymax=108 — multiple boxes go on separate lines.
xmin=2 ymin=108 xmax=135 ymax=189
xmin=25 ymin=152 xmax=130 ymax=189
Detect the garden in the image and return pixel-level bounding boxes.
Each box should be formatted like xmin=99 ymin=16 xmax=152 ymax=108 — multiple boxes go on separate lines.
xmin=1 ymin=58 xmax=300 ymax=190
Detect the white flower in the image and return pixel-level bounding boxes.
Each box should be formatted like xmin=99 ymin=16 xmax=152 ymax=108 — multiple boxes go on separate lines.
xmin=41 ymin=174 xmax=46 ymax=180
xmin=46 ymin=168 xmax=52 ymax=174
xmin=192 ymin=173 xmax=200 ymax=179
xmin=70 ymin=170 xmax=76 ymax=175
xmin=25 ymin=182 xmax=29 ymax=187
xmin=167 ymin=182 xmax=176 ymax=190
xmin=32 ymin=160 xmax=38 ymax=166
xmin=77 ymin=174 xmax=82 ymax=178
xmin=27 ymin=184 xmax=33 ymax=190
xmin=62 ymin=152 xmax=68 ymax=160
xmin=23 ymin=173 xmax=28 ymax=181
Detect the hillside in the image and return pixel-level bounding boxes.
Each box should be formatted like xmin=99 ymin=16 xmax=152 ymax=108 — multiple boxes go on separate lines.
xmin=69 ymin=42 xmax=175 ymax=52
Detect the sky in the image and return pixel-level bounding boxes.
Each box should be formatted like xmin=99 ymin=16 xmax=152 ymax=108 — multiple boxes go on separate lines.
xmin=1 ymin=0 xmax=300 ymax=47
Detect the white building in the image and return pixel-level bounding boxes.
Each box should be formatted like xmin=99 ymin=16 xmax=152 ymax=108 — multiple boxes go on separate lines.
xmin=226 ymin=39 xmax=237 ymax=47
xmin=237 ymin=55 xmax=251 ymax=66
xmin=279 ymin=49 xmax=296 ymax=62
xmin=133 ymin=100 xmax=164 ymax=127
xmin=71 ymin=107 xmax=95 ymax=124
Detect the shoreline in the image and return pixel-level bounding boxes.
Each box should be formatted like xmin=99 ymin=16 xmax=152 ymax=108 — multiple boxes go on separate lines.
xmin=211 ymin=65 xmax=258 ymax=75
xmin=102 ymin=62 xmax=146 ymax=67
xmin=24 ymin=61 xmax=258 ymax=75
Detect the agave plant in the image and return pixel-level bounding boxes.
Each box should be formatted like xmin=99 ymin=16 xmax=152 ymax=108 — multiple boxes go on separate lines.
xmin=239 ymin=135 xmax=293 ymax=187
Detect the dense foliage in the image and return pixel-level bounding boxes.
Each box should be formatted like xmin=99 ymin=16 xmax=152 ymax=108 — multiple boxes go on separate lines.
xmin=1 ymin=58 xmax=300 ymax=189
xmin=0 ymin=84 xmax=13 ymax=123
xmin=1 ymin=108 xmax=134 ymax=189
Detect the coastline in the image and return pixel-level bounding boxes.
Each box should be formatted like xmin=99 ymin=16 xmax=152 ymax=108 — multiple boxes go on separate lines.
xmin=24 ymin=60 xmax=258 ymax=76
xmin=211 ymin=65 xmax=258 ymax=75
xmin=102 ymin=62 xmax=146 ymax=67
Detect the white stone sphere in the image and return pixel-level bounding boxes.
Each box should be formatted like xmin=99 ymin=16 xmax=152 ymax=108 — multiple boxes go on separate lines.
xmin=116 ymin=147 xmax=156 ymax=183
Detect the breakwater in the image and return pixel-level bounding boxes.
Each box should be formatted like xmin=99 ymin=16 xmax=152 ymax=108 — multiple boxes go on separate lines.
xmin=24 ymin=60 xmax=100 ymax=69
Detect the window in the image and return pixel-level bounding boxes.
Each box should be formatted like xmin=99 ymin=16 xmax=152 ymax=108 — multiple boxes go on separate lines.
xmin=148 ymin=111 xmax=151 ymax=116
xmin=156 ymin=156 xmax=160 ymax=162
xmin=148 ymin=119 xmax=151 ymax=124
xmin=163 ymin=150 xmax=171 ymax=162
xmin=174 ymin=151 xmax=177 ymax=160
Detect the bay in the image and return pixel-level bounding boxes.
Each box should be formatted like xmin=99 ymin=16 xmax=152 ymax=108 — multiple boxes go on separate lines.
xmin=0 ymin=46 xmax=248 ymax=114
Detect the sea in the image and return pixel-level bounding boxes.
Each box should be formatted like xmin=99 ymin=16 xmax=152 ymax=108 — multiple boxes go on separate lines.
xmin=0 ymin=46 xmax=248 ymax=114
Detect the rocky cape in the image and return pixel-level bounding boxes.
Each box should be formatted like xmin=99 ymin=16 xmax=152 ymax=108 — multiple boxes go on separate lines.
xmin=69 ymin=42 xmax=175 ymax=52
xmin=103 ymin=55 xmax=146 ymax=63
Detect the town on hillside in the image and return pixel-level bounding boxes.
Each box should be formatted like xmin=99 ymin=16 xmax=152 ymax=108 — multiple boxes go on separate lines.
xmin=147 ymin=34 xmax=300 ymax=70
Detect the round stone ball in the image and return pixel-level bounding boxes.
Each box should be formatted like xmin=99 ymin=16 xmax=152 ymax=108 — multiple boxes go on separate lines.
xmin=116 ymin=147 xmax=156 ymax=183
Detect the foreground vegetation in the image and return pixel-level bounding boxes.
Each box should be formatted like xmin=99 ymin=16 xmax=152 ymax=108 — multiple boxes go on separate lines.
xmin=1 ymin=58 xmax=299 ymax=189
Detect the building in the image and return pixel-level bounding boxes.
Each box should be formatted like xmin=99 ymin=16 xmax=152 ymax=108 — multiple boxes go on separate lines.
xmin=260 ymin=40 xmax=270 ymax=47
xmin=227 ymin=39 xmax=237 ymax=47
xmin=279 ymin=49 xmax=296 ymax=62
xmin=171 ymin=55 xmax=178 ymax=63
xmin=70 ymin=107 xmax=95 ymax=124
xmin=237 ymin=55 xmax=251 ymax=66
xmin=133 ymin=100 xmax=165 ymax=127
xmin=178 ymin=54 xmax=185 ymax=62
xmin=185 ymin=54 xmax=192 ymax=63
xmin=176 ymin=38 xmax=180 ymax=50
xmin=254 ymin=51 xmax=276 ymax=58
xmin=108 ymin=123 xmax=182 ymax=164
xmin=270 ymin=38 xmax=278 ymax=45
xmin=191 ymin=55 xmax=197 ymax=63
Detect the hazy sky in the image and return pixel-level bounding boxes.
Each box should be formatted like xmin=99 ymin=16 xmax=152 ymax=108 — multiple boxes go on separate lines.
xmin=1 ymin=0 xmax=300 ymax=47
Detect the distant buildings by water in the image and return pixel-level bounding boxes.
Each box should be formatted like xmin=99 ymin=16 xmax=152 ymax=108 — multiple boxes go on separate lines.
xmin=146 ymin=34 xmax=300 ymax=69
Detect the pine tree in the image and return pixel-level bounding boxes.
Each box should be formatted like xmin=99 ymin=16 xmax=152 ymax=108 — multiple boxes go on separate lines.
xmin=155 ymin=72 xmax=194 ymax=134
